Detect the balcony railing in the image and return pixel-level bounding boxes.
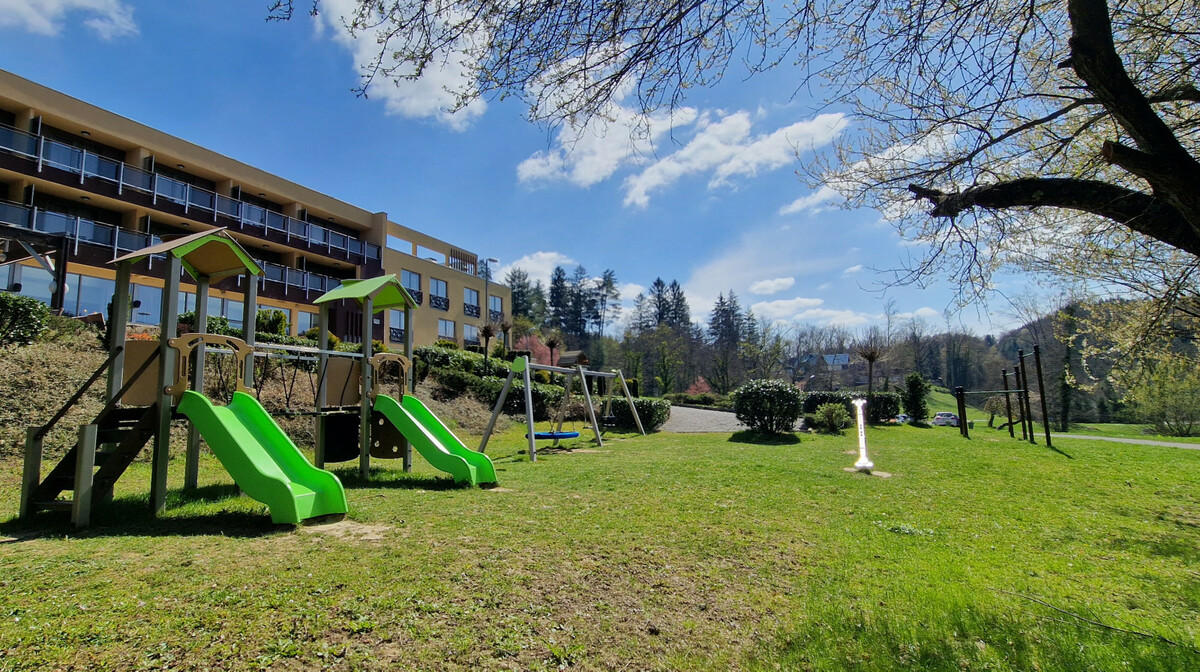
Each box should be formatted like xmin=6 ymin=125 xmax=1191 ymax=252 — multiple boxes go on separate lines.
xmin=389 ymin=327 xmax=406 ymax=343
xmin=0 ymin=123 xmax=382 ymax=262
xmin=406 ymin=289 xmax=423 ymax=305
xmin=489 ymin=309 xmax=505 ymax=323
xmin=0 ymin=198 xmax=343 ymax=294
xmin=429 ymin=295 xmax=449 ymax=311
xmin=463 ymin=303 xmax=480 ymax=318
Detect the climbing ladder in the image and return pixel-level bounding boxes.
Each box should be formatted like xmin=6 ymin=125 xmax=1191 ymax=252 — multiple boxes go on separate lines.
xmin=20 ymin=345 xmax=161 ymax=527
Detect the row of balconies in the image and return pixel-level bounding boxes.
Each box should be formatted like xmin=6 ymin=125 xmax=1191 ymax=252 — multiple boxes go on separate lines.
xmin=0 ymin=199 xmax=344 ymax=300
xmin=0 ymin=123 xmax=382 ymax=266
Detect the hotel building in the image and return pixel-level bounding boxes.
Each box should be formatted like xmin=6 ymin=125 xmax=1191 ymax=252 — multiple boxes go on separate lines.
xmin=0 ymin=69 xmax=509 ymax=348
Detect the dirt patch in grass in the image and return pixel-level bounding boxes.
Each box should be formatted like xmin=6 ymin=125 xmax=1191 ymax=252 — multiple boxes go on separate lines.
xmin=300 ymin=520 xmax=393 ymax=542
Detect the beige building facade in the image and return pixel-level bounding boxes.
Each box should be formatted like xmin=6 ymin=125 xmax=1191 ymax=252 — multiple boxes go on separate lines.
xmin=0 ymin=69 xmax=509 ymax=349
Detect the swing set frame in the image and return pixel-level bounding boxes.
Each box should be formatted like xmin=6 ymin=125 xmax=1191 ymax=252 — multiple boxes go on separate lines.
xmin=478 ymin=356 xmax=645 ymax=461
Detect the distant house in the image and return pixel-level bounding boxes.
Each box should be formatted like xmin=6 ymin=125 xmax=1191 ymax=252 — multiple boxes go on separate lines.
xmin=823 ymin=354 xmax=851 ymax=370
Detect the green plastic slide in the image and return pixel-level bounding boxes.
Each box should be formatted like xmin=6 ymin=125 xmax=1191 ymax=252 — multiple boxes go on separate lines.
xmin=373 ymin=394 xmax=497 ymax=486
xmin=177 ymin=390 xmax=348 ymax=524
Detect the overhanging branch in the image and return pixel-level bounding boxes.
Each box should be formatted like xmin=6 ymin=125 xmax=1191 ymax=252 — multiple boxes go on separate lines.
xmin=908 ymin=178 xmax=1200 ymax=256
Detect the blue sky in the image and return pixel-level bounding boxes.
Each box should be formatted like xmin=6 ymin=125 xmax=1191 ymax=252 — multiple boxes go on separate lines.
xmin=0 ymin=1 xmax=1039 ymax=336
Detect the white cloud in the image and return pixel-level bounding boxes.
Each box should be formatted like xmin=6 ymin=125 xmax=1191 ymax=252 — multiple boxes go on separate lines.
xmin=0 ymin=0 xmax=137 ymax=39
xmin=817 ymin=282 xmax=832 ymax=291
xmin=842 ymin=264 xmax=863 ymax=275
xmin=623 ymin=111 xmax=847 ymax=208
xmin=316 ymin=0 xmax=486 ymax=130
xmin=750 ymin=297 xmax=823 ymax=319
xmin=495 ymin=251 xmax=577 ymax=287
xmin=749 ymin=299 xmax=874 ymax=328
xmin=749 ymin=277 xmax=795 ymax=295
xmin=779 ymin=185 xmax=841 ymax=216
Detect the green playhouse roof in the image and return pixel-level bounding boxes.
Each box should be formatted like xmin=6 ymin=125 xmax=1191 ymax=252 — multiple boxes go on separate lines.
xmin=312 ymin=274 xmax=417 ymax=313
xmin=111 ymin=228 xmax=262 ymax=281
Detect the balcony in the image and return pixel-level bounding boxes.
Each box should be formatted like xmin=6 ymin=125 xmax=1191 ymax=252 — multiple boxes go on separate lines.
xmin=429 ymin=295 xmax=449 ymax=311
xmin=0 ymin=123 xmax=383 ymax=266
xmin=463 ymin=303 xmax=480 ymax=318
xmin=406 ymin=289 xmax=423 ymax=306
xmin=489 ymin=310 xmax=505 ymax=323
xmin=0 ymin=199 xmax=343 ymax=301
xmin=389 ymin=327 xmax=406 ymax=343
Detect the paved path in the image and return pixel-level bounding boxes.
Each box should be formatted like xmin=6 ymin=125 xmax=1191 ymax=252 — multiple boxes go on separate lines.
xmin=1051 ymin=434 xmax=1200 ymax=450
xmin=660 ymin=406 xmax=746 ymax=433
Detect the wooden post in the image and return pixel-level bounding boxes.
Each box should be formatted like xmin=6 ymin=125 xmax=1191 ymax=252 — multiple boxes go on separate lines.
xmin=71 ymin=424 xmax=98 ymax=528
xmin=955 ymin=386 xmax=969 ymax=438
xmin=105 ymin=261 xmax=132 ymax=402
xmin=1001 ymin=369 xmax=1015 ymax=438
xmin=402 ymin=304 xmax=412 ymax=468
xmin=1018 ymin=349 xmax=1036 ymax=445
xmin=242 ymin=273 xmax=258 ymax=387
xmin=479 ymin=369 xmax=516 ymax=454
xmin=551 ymin=373 xmax=573 ymax=447
xmin=523 ymin=357 xmax=537 ymax=461
xmin=359 ymin=296 xmax=373 ymax=479
xmin=19 ymin=427 xmax=43 ymax=519
xmin=151 ymin=255 xmax=181 ymax=514
xmin=314 ymin=305 xmax=329 ymax=468
xmin=617 ymin=370 xmax=646 ymax=435
xmin=578 ymin=366 xmax=603 ymax=447
xmin=184 ymin=274 xmax=210 ymax=491
xmin=1034 ymin=345 xmax=1053 ymax=449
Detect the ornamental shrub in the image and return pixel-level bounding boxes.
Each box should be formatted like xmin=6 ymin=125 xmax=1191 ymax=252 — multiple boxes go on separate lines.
xmin=733 ymin=379 xmax=803 ymax=434
xmin=434 ymin=339 xmax=459 ymax=350
xmin=864 ymin=392 xmax=902 ymax=424
xmin=902 ymin=372 xmax=930 ymax=421
xmin=810 ymin=402 xmax=851 ymax=434
xmin=0 ymin=293 xmax=50 ymax=346
xmin=255 ymin=308 xmax=289 ymax=336
xmin=608 ymin=397 xmax=670 ymax=431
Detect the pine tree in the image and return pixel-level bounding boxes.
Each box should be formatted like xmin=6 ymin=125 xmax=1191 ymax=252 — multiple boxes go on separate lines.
xmin=547 ymin=266 xmax=569 ymax=332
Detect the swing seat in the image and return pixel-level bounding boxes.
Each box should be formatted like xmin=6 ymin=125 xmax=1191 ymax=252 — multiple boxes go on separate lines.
xmin=601 ymin=415 xmax=617 ymax=427
xmin=527 ymin=431 xmax=580 ymax=440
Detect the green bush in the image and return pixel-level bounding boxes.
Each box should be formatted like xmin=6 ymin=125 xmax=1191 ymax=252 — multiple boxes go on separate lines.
xmin=434 ymin=339 xmax=459 ymax=350
xmin=864 ymin=392 xmax=901 ymax=424
xmin=902 ymin=372 xmax=930 ymax=421
xmin=430 ymin=366 xmax=475 ymax=396
xmin=40 ymin=313 xmax=93 ymax=343
xmin=254 ymin=332 xmax=318 ymax=348
xmin=303 ymin=327 xmax=341 ymax=350
xmin=802 ymin=390 xmax=852 ymax=414
xmin=0 ymin=293 xmax=50 ymax=346
xmin=255 ymin=308 xmax=289 ymax=336
xmin=800 ymin=390 xmax=900 ymax=424
xmin=733 ymin=379 xmax=803 ymax=434
xmin=664 ymin=392 xmax=722 ymax=407
xmin=177 ymin=311 xmax=236 ymax=336
xmin=810 ymin=402 xmax=851 ymax=434
xmin=336 ymin=340 xmax=388 ymax=354
xmin=608 ymin=397 xmax=670 ymax=431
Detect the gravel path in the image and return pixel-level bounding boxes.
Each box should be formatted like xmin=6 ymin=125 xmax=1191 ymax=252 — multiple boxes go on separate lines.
xmin=1052 ymin=433 xmax=1200 ymax=450
xmin=660 ymin=406 xmax=746 ymax=433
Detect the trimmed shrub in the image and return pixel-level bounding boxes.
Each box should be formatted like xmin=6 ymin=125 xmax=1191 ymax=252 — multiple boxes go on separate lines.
xmin=434 ymin=339 xmax=459 ymax=350
xmin=733 ymin=379 xmax=803 ymax=434
xmin=664 ymin=392 xmax=723 ymax=407
xmin=177 ymin=312 xmax=236 ymax=336
xmin=302 ymin=327 xmax=341 ymax=350
xmin=608 ymin=397 xmax=670 ymax=431
xmin=810 ymin=402 xmax=851 ymax=434
xmin=254 ymin=332 xmax=317 ymax=348
xmin=336 ymin=340 xmax=388 ymax=354
xmin=0 ymin=293 xmax=50 ymax=346
xmin=255 ymin=308 xmax=289 ymax=336
xmin=902 ymin=372 xmax=930 ymax=421
xmin=430 ymin=366 xmax=475 ymax=397
xmin=802 ymin=390 xmax=852 ymax=414
xmin=865 ymin=392 xmax=902 ymax=424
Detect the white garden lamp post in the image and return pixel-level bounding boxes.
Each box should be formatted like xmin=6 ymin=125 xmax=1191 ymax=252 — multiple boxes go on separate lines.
xmin=851 ymin=398 xmax=874 ymax=472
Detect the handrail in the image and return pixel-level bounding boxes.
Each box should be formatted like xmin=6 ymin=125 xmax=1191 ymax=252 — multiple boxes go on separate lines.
xmin=166 ymin=334 xmax=254 ymax=398
xmin=36 ymin=346 xmax=123 ymax=440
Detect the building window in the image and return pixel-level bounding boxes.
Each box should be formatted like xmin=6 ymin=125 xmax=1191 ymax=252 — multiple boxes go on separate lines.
xmin=463 ymin=324 xmax=479 ymax=346
xmin=389 ymin=310 xmax=406 ymax=343
xmin=297 ymin=310 xmax=318 ymax=335
xmin=463 ymin=287 xmax=480 ymax=318
xmin=130 ymin=283 xmax=162 ymax=325
xmin=488 ymin=294 xmax=503 ymax=321
xmin=429 ymin=278 xmax=449 ymax=310
xmin=437 ymin=319 xmax=455 ymax=341
xmin=71 ymin=273 xmax=114 ymax=317
xmin=401 ymin=269 xmax=422 ymax=305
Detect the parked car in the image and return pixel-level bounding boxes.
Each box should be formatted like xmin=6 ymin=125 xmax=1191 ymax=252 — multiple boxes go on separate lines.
xmin=932 ymin=412 xmax=960 ymax=427
xmin=895 ymin=414 xmax=911 ymax=424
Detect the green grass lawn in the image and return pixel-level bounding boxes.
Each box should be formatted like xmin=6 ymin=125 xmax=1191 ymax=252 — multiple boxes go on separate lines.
xmin=1060 ymin=423 xmax=1200 ymax=444
xmin=2 ymin=424 xmax=1198 ymax=670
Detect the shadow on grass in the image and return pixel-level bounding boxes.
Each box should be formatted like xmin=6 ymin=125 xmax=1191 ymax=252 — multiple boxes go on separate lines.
xmin=329 ymin=465 xmax=467 ymax=491
xmin=0 ymin=491 xmax=286 ymax=541
xmin=728 ymin=431 xmax=804 ymax=446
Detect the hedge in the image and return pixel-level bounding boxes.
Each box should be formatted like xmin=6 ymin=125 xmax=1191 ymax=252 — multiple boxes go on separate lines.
xmin=801 ymin=390 xmax=901 ymax=424
xmin=607 ymin=397 xmax=670 ymax=432
xmin=0 ymin=293 xmax=50 ymax=346
xmin=733 ymin=379 xmax=803 ymax=434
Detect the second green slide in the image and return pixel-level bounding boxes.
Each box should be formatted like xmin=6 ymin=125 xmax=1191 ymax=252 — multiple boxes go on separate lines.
xmin=373 ymin=394 xmax=497 ymax=486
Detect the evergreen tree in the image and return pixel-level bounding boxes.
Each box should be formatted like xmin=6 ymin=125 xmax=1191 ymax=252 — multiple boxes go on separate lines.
xmin=505 ymin=268 xmax=535 ymax=319
xmin=547 ymin=266 xmax=569 ymax=332
xmin=595 ymin=269 xmax=620 ymax=337
xmin=667 ymin=280 xmax=690 ymax=328
xmin=648 ymin=278 xmax=670 ymax=326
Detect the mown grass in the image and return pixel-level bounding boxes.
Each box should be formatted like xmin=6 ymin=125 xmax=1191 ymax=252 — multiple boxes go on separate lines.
xmin=1 ymin=423 xmax=1198 ymax=670
xmin=1062 ymin=423 xmax=1200 ymax=444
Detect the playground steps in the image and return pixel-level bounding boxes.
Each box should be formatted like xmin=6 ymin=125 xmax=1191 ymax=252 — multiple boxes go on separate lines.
xmin=25 ymin=405 xmax=158 ymax=518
